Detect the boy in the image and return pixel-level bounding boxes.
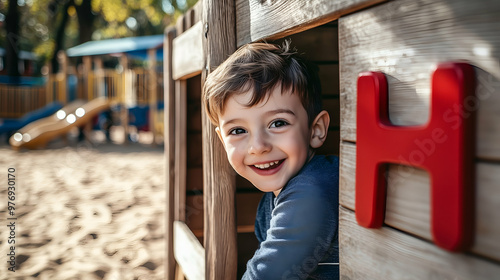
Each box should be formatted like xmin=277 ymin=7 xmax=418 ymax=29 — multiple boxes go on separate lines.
xmin=203 ymin=41 xmax=339 ymax=280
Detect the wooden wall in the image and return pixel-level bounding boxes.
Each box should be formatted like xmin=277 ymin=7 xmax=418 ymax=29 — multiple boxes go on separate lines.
xmin=167 ymin=2 xmax=263 ymax=279
xmin=0 ymin=85 xmax=47 ymax=118
xmin=169 ymin=0 xmax=500 ymax=279
xmin=339 ymin=0 xmax=500 ymax=278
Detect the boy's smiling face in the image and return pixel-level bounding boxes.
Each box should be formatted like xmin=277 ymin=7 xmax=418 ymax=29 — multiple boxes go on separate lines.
xmin=216 ymin=85 xmax=315 ymax=195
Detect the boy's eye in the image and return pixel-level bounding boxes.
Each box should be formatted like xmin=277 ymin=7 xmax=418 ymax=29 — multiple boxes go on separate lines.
xmin=270 ymin=119 xmax=289 ymax=128
xmin=229 ymin=128 xmax=246 ymax=135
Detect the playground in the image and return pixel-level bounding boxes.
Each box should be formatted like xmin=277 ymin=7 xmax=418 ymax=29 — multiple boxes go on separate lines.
xmin=1 ymin=0 xmax=500 ymax=279
xmin=0 ymin=142 xmax=165 ymax=279
xmin=0 ymin=19 xmax=167 ymax=280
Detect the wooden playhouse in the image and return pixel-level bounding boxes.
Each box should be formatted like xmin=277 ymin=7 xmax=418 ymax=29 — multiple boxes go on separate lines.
xmin=164 ymin=0 xmax=500 ymax=279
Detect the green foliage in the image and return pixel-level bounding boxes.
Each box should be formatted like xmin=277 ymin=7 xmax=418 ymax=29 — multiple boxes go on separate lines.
xmin=0 ymin=0 xmax=198 ymax=66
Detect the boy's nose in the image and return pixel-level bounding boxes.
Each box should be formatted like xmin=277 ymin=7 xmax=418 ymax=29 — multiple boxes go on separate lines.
xmin=248 ymin=133 xmax=271 ymax=154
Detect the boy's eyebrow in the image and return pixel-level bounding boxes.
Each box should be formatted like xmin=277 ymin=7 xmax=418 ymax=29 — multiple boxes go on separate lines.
xmin=266 ymin=109 xmax=296 ymax=117
xmin=221 ymin=109 xmax=296 ymax=129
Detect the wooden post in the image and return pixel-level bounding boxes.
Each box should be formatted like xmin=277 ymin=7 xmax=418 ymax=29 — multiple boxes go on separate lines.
xmin=82 ymin=56 xmax=92 ymax=100
xmin=165 ymin=27 xmax=177 ymax=280
xmin=202 ymin=0 xmax=237 ymax=279
xmin=45 ymin=62 xmax=53 ymax=104
xmin=148 ymin=48 xmax=158 ymax=144
xmin=120 ymin=54 xmax=129 ymax=144
xmin=94 ymin=56 xmax=104 ymax=99
xmin=57 ymin=51 xmax=68 ymax=104
xmin=174 ymin=79 xmax=187 ymax=223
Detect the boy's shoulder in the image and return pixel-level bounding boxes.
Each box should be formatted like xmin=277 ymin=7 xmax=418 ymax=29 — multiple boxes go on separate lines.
xmin=277 ymin=155 xmax=339 ymax=203
xmin=291 ymin=155 xmax=339 ymax=186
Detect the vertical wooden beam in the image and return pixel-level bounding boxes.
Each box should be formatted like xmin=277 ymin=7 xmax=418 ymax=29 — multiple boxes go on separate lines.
xmin=120 ymin=54 xmax=129 ymax=144
xmin=202 ymin=0 xmax=237 ymax=279
xmin=148 ymin=48 xmax=158 ymax=144
xmin=45 ymin=62 xmax=53 ymax=104
xmin=174 ymin=79 xmax=187 ymax=222
xmin=165 ymin=27 xmax=177 ymax=280
xmin=57 ymin=51 xmax=68 ymax=104
xmin=82 ymin=56 xmax=92 ymax=100
xmin=174 ymin=14 xmax=187 ymax=224
xmin=94 ymin=56 xmax=104 ymax=99
xmin=173 ymin=14 xmax=187 ymax=280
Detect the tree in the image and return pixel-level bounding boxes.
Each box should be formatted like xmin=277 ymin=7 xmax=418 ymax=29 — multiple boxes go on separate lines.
xmin=1 ymin=0 xmax=198 ymax=75
xmin=4 ymin=0 xmax=20 ymax=79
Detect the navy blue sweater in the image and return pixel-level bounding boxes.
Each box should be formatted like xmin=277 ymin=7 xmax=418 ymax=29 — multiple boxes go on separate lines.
xmin=242 ymin=155 xmax=339 ymax=280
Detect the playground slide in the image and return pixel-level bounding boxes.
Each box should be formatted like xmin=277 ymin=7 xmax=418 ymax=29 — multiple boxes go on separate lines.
xmin=0 ymin=102 xmax=63 ymax=135
xmin=10 ymin=97 xmax=110 ymax=150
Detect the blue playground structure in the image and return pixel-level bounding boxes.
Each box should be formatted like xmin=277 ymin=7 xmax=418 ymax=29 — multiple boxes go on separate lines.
xmin=0 ymin=101 xmax=63 ymax=136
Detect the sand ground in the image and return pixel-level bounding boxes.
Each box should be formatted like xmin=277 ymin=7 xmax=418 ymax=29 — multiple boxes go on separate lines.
xmin=0 ymin=134 xmax=165 ymax=280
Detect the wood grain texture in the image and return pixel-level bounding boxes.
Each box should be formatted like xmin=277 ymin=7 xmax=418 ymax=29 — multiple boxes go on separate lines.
xmin=185 ymin=192 xmax=263 ymax=236
xmin=175 ymin=80 xmax=187 ymax=222
xmin=164 ymin=27 xmax=177 ymax=280
xmin=193 ymin=0 xmax=203 ymax=24
xmin=174 ymin=221 xmax=205 ymax=280
xmin=339 ymin=141 xmax=500 ymax=262
xmin=186 ymin=167 xmax=203 ymax=191
xmin=202 ymin=0 xmax=238 ymax=279
xmin=148 ymin=48 xmax=158 ymax=142
xmin=339 ymin=207 xmax=500 ymax=280
xmin=173 ymin=21 xmax=203 ymax=80
xmin=339 ymin=0 xmax=500 ymax=160
xmin=236 ymin=0 xmax=386 ymax=46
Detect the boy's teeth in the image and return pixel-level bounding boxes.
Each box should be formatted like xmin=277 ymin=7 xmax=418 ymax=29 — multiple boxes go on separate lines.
xmin=255 ymin=160 xmax=280 ymax=169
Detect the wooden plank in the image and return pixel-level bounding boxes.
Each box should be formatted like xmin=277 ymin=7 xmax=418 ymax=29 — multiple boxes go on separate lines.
xmin=339 ymin=207 xmax=500 ymax=280
xmin=174 ymin=221 xmax=205 ymax=280
xmin=185 ymin=192 xmax=262 ymax=236
xmin=164 ymin=27 xmax=177 ymax=280
xmin=185 ymin=7 xmax=195 ymax=29
xmin=186 ymin=195 xmax=204 ymax=234
xmin=176 ymin=14 xmax=185 ymax=34
xmin=339 ymin=142 xmax=356 ymax=210
xmin=236 ymin=0 xmax=386 ymax=46
xmin=187 ymin=75 xmax=202 ymax=132
xmin=186 ymin=167 xmax=203 ymax=191
xmin=173 ymin=21 xmax=204 ymax=80
xmin=236 ymin=192 xmax=263 ymax=227
xmin=192 ymin=0 xmax=203 ymax=24
xmin=187 ymin=133 xmax=203 ymax=167
xmin=175 ymin=79 xmax=187 ymax=221
xmin=339 ymin=0 xmax=500 ymax=160
xmin=202 ymin=0 xmax=238 ymax=279
xmin=339 ymin=141 xmax=500 ymax=262
xmin=187 ymin=103 xmax=202 ymax=132
xmin=148 ymin=48 xmax=158 ymax=143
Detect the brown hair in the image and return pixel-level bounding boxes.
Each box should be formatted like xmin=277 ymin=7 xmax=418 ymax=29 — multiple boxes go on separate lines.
xmin=203 ymin=41 xmax=322 ymax=127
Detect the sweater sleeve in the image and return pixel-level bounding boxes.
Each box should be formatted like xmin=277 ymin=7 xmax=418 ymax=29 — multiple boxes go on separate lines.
xmin=242 ymin=171 xmax=338 ymax=280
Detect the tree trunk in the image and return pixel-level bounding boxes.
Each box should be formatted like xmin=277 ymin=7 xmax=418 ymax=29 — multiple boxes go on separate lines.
xmin=5 ymin=0 xmax=20 ymax=80
xmin=51 ymin=0 xmax=73 ymax=74
xmin=75 ymin=0 xmax=95 ymax=44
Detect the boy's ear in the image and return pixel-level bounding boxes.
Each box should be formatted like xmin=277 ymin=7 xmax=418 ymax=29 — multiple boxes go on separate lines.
xmin=310 ymin=110 xmax=330 ymax=149
xmin=215 ymin=127 xmax=225 ymax=148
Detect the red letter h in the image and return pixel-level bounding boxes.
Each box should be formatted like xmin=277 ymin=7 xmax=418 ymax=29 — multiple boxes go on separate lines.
xmin=355 ymin=63 xmax=475 ymax=251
